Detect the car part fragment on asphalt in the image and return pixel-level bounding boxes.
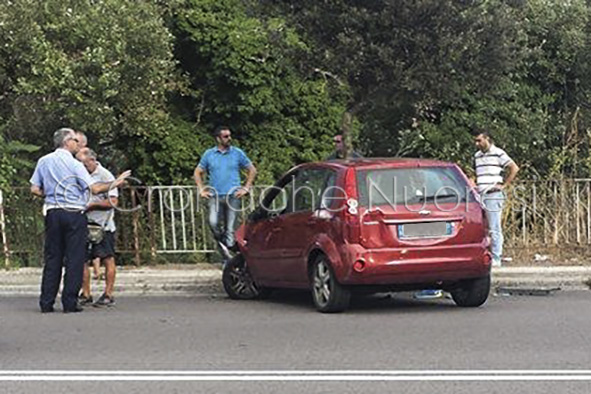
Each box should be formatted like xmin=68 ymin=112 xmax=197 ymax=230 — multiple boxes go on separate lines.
xmin=495 ymin=286 xmax=561 ymax=296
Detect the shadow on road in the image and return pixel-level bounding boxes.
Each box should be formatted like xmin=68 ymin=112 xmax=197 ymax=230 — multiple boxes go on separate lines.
xmin=231 ymin=289 xmax=462 ymax=314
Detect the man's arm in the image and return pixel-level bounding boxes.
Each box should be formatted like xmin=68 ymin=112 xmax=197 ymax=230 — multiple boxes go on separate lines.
xmin=501 ymin=161 xmax=520 ymax=189
xmin=89 ymin=170 xmax=131 ymax=195
xmin=235 ymin=164 xmax=257 ymax=198
xmin=245 ymin=164 xmax=257 ymax=190
xmin=194 ymin=166 xmax=212 ymax=199
xmin=86 ymin=197 xmax=118 ymax=212
xmin=29 ymin=161 xmax=44 ymax=197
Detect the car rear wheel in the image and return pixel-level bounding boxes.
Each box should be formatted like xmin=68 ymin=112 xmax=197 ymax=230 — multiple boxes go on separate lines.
xmin=311 ymin=255 xmax=351 ymax=313
xmin=222 ymin=254 xmax=270 ymax=300
xmin=450 ymin=274 xmax=491 ymax=307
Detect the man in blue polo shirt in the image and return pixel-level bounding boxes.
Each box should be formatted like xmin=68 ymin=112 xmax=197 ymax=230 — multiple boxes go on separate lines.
xmin=30 ymin=128 xmax=130 ymax=313
xmin=194 ymin=126 xmax=257 ymax=259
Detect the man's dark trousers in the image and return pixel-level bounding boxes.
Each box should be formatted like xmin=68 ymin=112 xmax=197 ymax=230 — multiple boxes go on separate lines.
xmin=40 ymin=209 xmax=87 ymax=312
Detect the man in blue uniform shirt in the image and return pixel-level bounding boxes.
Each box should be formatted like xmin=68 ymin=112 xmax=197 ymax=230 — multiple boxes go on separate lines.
xmin=194 ymin=126 xmax=257 ymax=260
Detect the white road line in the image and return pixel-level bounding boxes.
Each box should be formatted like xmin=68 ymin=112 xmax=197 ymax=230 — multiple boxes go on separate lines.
xmin=2 ymin=370 xmax=591 ymax=374
xmin=2 ymin=376 xmax=591 ymax=381
xmin=1 ymin=371 xmax=591 ymax=381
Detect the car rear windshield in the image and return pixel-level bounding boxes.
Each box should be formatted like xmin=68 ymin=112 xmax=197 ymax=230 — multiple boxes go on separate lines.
xmin=356 ymin=167 xmax=473 ymax=207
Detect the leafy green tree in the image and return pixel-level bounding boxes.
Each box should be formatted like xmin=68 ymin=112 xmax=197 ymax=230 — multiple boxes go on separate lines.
xmin=0 ymin=132 xmax=39 ymax=190
xmin=0 ymin=0 xmax=181 ymax=183
xmin=261 ymin=0 xmax=591 ymax=179
xmin=173 ymin=0 xmax=349 ymax=184
xmin=515 ymin=0 xmax=591 ymax=178
xmin=260 ymin=0 xmax=523 ymax=159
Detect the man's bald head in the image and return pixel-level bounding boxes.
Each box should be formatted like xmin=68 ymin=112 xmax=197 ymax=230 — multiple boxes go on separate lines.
xmin=76 ymin=146 xmax=90 ymax=162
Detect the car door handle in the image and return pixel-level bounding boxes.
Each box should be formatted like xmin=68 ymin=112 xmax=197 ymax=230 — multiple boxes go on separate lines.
xmin=271 ymin=227 xmax=282 ymax=233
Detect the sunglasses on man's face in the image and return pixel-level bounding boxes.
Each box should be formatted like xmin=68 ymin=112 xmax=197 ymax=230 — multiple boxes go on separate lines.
xmin=69 ymin=137 xmax=80 ymax=143
xmin=220 ymin=134 xmax=232 ymax=139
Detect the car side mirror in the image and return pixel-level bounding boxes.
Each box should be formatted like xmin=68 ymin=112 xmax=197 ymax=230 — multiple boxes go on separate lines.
xmin=313 ymin=208 xmax=333 ymax=220
xmin=248 ymin=208 xmax=264 ymax=222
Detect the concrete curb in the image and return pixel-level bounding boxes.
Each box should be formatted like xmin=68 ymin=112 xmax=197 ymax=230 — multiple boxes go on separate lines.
xmin=0 ymin=266 xmax=589 ymax=296
xmin=0 ymin=267 xmax=223 ymax=296
xmin=491 ymin=266 xmax=591 ymax=290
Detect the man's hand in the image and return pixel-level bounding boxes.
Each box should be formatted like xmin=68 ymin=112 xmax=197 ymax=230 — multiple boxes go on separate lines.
xmin=113 ymin=170 xmax=132 ymax=188
xmin=234 ymin=186 xmax=249 ymax=199
xmin=30 ymin=185 xmax=44 ymax=198
xmin=199 ymin=188 xmax=213 ymax=199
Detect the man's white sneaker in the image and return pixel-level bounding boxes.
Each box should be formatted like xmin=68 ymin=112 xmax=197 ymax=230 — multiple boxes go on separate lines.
xmin=492 ymin=259 xmax=502 ymax=267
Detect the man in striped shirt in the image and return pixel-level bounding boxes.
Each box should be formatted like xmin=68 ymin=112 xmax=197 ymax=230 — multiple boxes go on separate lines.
xmin=473 ymin=129 xmax=520 ymax=267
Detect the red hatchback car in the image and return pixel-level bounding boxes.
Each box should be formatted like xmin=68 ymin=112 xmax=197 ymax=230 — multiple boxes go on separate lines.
xmin=223 ymin=158 xmax=492 ymax=312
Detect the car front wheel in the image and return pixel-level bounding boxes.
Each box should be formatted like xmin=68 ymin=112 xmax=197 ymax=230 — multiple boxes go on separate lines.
xmin=450 ymin=274 xmax=491 ymax=307
xmin=222 ymin=254 xmax=270 ymax=300
xmin=310 ymin=255 xmax=351 ymax=313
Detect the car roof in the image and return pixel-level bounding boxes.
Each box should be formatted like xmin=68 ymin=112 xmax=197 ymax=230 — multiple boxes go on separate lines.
xmin=310 ymin=157 xmax=455 ymax=170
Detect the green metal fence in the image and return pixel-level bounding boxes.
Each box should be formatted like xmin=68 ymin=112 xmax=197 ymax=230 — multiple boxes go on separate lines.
xmin=2 ymin=180 xmax=591 ymax=268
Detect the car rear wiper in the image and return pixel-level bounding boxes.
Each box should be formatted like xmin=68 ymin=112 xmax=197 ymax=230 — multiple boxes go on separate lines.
xmin=418 ymin=194 xmax=463 ymax=202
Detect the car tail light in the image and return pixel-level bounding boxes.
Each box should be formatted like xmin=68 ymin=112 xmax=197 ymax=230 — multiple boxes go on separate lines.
xmin=342 ymin=167 xmax=361 ymax=242
xmin=344 ymin=167 xmax=358 ymax=200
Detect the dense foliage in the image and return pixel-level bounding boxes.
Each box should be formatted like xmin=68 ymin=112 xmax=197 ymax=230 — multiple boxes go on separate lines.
xmin=2 ymin=0 xmax=591 ymax=187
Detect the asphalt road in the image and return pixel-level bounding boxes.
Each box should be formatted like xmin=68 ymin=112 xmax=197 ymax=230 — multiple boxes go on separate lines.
xmin=1 ymin=290 xmax=590 ymax=393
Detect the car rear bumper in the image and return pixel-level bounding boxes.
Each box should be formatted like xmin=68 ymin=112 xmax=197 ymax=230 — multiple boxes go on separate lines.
xmin=336 ymin=241 xmax=491 ymax=286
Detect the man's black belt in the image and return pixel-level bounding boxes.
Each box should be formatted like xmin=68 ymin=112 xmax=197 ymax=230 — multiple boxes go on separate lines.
xmin=46 ymin=207 xmax=85 ymax=214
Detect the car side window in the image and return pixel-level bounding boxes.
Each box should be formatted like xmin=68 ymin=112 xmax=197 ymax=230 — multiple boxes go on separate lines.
xmin=320 ymin=171 xmax=339 ymax=209
xmin=256 ymin=172 xmax=297 ymax=218
xmin=293 ymin=168 xmax=333 ymax=213
xmin=280 ymin=175 xmax=296 ymax=214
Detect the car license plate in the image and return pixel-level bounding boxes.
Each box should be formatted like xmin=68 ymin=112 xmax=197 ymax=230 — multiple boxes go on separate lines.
xmin=399 ymin=222 xmax=451 ymax=239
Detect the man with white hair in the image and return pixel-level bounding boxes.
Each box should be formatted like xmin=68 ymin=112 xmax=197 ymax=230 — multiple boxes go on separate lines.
xmin=72 ymin=131 xmax=101 ymax=282
xmin=80 ymin=149 xmax=119 ymax=307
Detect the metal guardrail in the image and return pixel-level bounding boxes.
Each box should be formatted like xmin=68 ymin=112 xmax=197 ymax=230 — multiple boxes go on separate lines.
xmin=2 ymin=181 xmax=591 ymax=267
xmin=503 ymin=180 xmax=591 ymax=248
xmin=0 ymin=190 xmax=10 ymax=268
xmin=0 ymin=186 xmax=259 ymax=267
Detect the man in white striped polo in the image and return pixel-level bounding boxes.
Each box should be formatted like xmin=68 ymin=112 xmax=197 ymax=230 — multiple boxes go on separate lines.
xmin=473 ymin=129 xmax=520 ymax=267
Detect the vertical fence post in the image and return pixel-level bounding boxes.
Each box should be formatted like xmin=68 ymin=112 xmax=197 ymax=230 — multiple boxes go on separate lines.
xmin=180 ymin=187 xmax=187 ymax=251
xmin=563 ymin=180 xmax=569 ymax=244
xmin=148 ymin=187 xmax=156 ymax=262
xmin=200 ymin=196 xmax=208 ymax=250
xmin=189 ymin=188 xmax=197 ymax=251
xmin=522 ymin=199 xmax=527 ymax=245
xmin=532 ymin=182 xmax=537 ymax=238
xmin=131 ymin=190 xmax=141 ymax=267
xmin=0 ymin=190 xmax=10 ymax=268
xmin=543 ymin=181 xmax=548 ymax=245
xmin=169 ymin=188 xmax=177 ymax=251
xmin=587 ymin=182 xmax=591 ymax=245
xmin=575 ymin=180 xmax=581 ymax=245
xmin=553 ymin=182 xmax=559 ymax=245
xmin=158 ymin=188 xmax=166 ymax=250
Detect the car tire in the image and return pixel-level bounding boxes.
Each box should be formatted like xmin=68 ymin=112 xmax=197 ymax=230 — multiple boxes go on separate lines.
xmin=310 ymin=254 xmax=351 ymax=313
xmin=222 ymin=254 xmax=269 ymax=300
xmin=451 ymin=274 xmax=491 ymax=307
